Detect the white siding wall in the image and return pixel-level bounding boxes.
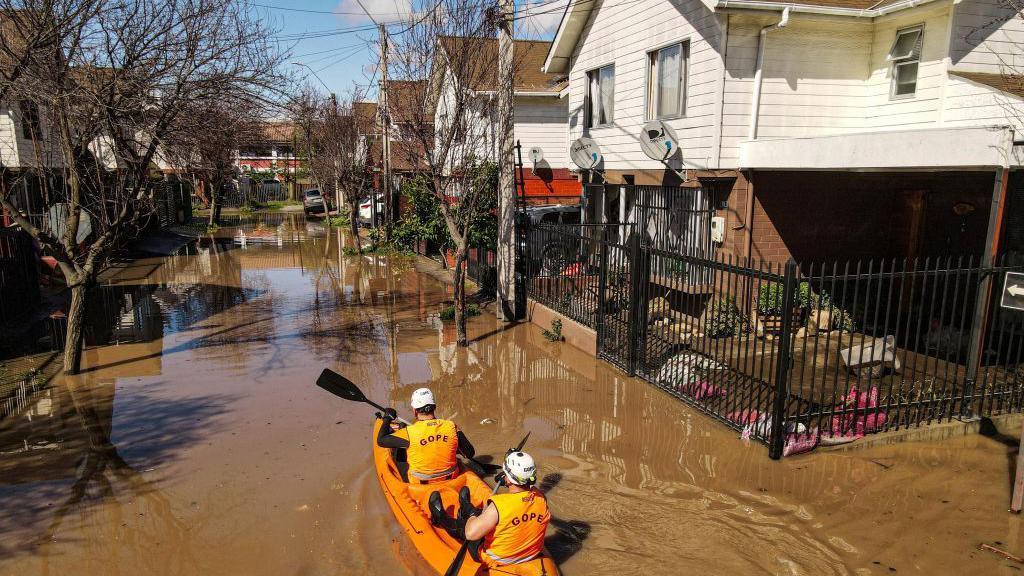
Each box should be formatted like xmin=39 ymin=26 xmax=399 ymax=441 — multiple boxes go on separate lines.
xmin=566 ymin=0 xmax=725 ymax=171
xmin=0 ymin=101 xmax=66 ymax=169
xmin=942 ymin=75 xmax=1024 ymax=129
xmin=864 ymin=5 xmax=952 ymax=129
xmin=514 ymin=96 xmax=569 ymax=169
xmin=560 ymin=0 xmax=1024 ymax=171
xmin=720 ymin=17 xmax=874 ymax=166
xmin=950 ymin=0 xmax=1024 ymax=72
xmin=432 ymin=69 xmax=495 ymax=170
xmin=0 ymin=104 xmax=20 ymax=167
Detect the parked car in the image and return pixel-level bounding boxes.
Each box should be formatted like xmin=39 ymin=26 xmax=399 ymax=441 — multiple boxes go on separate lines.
xmin=357 ymin=194 xmax=385 ymax=227
xmin=303 ymin=189 xmax=325 ymax=215
xmin=517 ymin=204 xmax=583 ymax=275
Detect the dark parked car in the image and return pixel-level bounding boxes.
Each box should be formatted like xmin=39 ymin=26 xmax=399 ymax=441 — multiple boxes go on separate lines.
xmin=518 ymin=205 xmax=583 ymax=275
xmin=303 ymin=189 xmax=326 ymax=215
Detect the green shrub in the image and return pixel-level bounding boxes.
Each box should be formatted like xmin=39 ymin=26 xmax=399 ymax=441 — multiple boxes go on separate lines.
xmin=705 ymin=296 xmax=751 ymax=338
xmin=440 ymin=303 xmax=481 ymax=321
xmin=542 ymin=318 xmax=564 ymax=342
xmin=327 ymin=215 xmax=349 ymax=227
xmin=238 ymin=205 xmax=255 ymax=218
xmin=756 ymin=281 xmax=814 ymax=316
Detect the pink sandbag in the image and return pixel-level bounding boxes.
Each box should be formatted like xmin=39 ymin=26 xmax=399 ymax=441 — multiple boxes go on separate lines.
xmin=782 ymin=432 xmax=819 ymax=457
xmin=845 ymin=385 xmax=879 ymax=409
xmin=830 ymin=410 xmax=887 ymax=438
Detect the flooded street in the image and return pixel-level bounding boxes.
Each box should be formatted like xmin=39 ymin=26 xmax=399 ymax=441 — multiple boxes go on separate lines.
xmin=2 ymin=215 xmax=1023 ymax=575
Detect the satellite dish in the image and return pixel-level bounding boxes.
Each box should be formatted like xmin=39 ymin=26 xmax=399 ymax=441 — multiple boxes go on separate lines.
xmin=639 ymin=120 xmax=681 ymax=162
xmin=570 ymin=137 xmax=602 ymax=170
xmin=528 ymin=147 xmax=544 ymax=164
xmin=48 ymin=203 xmax=92 ymax=244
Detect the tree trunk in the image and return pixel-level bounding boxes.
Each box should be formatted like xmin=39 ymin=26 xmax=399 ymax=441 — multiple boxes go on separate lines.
xmin=208 ymin=180 xmax=219 ymax=226
xmin=348 ymin=199 xmax=362 ymax=254
xmin=63 ymin=281 xmax=89 ymax=374
xmin=453 ymin=242 xmax=468 ymax=346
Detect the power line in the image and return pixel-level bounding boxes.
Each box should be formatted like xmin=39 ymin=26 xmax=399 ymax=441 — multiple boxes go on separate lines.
xmin=252 ymin=2 xmax=407 ymax=17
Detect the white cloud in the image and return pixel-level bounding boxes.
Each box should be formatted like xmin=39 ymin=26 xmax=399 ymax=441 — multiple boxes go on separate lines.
xmin=517 ymin=0 xmax=568 ymax=38
xmin=335 ymin=0 xmax=414 ymax=25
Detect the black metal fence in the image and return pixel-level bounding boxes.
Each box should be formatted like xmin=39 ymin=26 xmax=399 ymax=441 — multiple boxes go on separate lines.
xmin=467 ymin=246 xmax=496 ymax=293
xmin=524 ymin=219 xmax=1024 ymax=458
xmin=0 ymin=229 xmax=39 ymax=325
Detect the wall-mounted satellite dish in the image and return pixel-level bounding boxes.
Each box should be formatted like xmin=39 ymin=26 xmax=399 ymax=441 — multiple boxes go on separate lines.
xmin=528 ymin=146 xmax=544 ymax=164
xmin=48 ymin=203 xmax=92 ymax=245
xmin=639 ymin=120 xmax=681 ymax=162
xmin=570 ymin=137 xmax=602 ymax=170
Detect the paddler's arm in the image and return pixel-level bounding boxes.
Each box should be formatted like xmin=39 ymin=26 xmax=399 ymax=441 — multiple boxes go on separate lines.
xmin=456 ymin=430 xmax=475 ymax=459
xmin=377 ymin=411 xmax=410 ymax=449
xmin=463 ymin=502 xmax=498 ymax=541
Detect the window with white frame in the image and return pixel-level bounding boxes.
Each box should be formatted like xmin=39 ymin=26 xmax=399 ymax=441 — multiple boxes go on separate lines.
xmin=586 ymin=64 xmax=614 ymax=128
xmin=888 ymin=25 xmax=923 ymax=98
xmin=647 ymin=42 xmax=688 ymax=119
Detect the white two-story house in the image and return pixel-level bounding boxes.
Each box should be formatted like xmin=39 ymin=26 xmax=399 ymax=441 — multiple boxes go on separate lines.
xmin=543 ymin=0 xmax=1024 ymax=265
xmin=431 ymin=37 xmax=582 ymax=204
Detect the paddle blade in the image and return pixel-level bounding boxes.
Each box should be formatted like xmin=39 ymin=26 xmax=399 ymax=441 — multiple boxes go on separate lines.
xmin=515 ymin=431 xmax=531 ymax=452
xmin=316 ymin=369 xmax=369 ymax=404
xmin=443 ymin=543 xmax=469 ymax=576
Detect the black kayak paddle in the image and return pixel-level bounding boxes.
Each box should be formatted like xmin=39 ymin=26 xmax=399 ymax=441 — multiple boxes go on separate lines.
xmin=316 ymin=368 xmax=502 ymax=476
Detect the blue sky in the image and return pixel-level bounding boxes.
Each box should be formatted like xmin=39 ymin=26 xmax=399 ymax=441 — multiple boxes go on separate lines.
xmin=255 ymin=0 xmax=567 ymax=103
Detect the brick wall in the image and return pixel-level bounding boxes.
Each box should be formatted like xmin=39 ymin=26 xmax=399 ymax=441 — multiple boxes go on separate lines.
xmin=722 ymin=170 xmax=996 ymax=266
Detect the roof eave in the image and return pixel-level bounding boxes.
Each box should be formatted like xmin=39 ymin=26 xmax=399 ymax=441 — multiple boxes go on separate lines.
xmin=715 ymin=0 xmax=944 ymax=17
xmin=542 ymin=1 xmax=595 ymax=74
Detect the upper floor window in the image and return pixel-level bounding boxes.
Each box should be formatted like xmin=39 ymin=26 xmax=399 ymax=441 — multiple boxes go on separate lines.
xmin=647 ymin=42 xmax=688 ymax=119
xmin=586 ymin=64 xmax=615 ymax=128
xmin=19 ymin=100 xmax=41 ymax=140
xmin=888 ymin=25 xmax=923 ymax=98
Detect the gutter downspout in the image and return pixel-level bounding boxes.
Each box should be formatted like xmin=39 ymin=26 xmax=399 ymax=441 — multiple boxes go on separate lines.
xmin=749 ymin=6 xmax=790 ymax=140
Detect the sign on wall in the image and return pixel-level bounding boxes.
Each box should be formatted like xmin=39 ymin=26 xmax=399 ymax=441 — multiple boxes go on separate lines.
xmin=1002 ymin=271 xmax=1024 ymax=311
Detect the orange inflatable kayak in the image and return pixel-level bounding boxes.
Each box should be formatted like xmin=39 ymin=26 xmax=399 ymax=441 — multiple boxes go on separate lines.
xmin=372 ymin=420 xmax=560 ymax=576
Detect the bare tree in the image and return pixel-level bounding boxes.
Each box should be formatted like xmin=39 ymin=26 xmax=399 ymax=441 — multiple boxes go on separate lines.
xmin=389 ymin=1 xmax=509 ymax=346
xmin=290 ymin=87 xmax=372 ymax=253
xmin=0 ymin=0 xmax=285 ymax=374
xmin=162 ymin=98 xmax=267 ymax=225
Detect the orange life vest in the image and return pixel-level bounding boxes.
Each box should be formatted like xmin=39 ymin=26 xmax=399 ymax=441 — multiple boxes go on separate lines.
xmin=393 ymin=418 xmax=459 ymax=480
xmin=482 ymin=488 xmax=549 ymax=565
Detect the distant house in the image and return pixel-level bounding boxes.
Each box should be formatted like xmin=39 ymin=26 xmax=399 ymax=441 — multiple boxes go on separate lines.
xmin=236 ymin=122 xmax=299 ymax=174
xmin=542 ymin=0 xmax=1024 ymax=264
xmin=431 ymin=37 xmax=581 ymax=204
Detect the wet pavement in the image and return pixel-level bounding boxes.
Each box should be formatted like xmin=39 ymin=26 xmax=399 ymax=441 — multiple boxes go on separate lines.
xmin=1 ymin=214 xmax=1023 ymax=575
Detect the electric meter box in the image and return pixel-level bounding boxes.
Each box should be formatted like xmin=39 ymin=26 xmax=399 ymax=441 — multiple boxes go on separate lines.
xmin=710 ymin=216 xmax=725 ymax=243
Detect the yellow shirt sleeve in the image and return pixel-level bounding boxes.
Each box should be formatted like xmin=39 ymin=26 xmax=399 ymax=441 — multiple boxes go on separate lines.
xmin=392 ymin=427 xmax=410 ymax=442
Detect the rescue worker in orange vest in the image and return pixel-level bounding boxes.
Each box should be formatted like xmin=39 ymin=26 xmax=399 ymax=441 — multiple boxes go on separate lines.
xmin=376 ymin=387 xmax=475 ymax=484
xmin=447 ymin=451 xmax=550 ymax=567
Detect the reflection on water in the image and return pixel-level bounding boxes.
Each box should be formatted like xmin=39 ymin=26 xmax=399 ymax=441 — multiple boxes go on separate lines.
xmin=0 ymin=214 xmax=1021 ymax=576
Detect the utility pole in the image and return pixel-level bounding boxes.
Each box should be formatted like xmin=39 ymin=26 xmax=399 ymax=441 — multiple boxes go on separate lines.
xmin=380 ymin=25 xmax=392 ymax=241
xmin=354 ymin=1 xmax=391 ymax=238
xmin=331 ymin=92 xmax=340 ymax=212
xmin=496 ymin=0 xmax=518 ymax=321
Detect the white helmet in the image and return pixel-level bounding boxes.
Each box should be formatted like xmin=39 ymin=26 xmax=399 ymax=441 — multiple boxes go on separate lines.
xmin=503 ymin=451 xmax=537 ymax=486
xmin=410 ymin=388 xmax=435 ymax=410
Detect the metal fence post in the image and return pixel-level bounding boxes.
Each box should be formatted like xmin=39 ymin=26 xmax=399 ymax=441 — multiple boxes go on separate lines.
xmin=769 ymin=259 xmax=798 ymax=459
xmin=595 ymin=226 xmax=610 ymax=357
xmin=626 ymin=231 xmax=644 ymax=376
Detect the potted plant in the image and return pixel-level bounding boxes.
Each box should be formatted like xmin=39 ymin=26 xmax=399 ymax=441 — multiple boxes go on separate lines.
xmin=756 ymin=282 xmax=811 ymax=336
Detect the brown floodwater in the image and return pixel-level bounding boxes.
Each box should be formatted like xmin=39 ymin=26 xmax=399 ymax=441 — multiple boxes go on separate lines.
xmin=2 ymin=213 xmax=1024 ymax=575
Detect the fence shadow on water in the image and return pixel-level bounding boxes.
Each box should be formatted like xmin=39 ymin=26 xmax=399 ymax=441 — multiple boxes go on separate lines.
xmin=524 ymin=221 xmax=1024 ymax=458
